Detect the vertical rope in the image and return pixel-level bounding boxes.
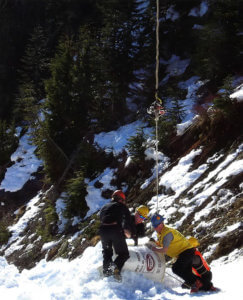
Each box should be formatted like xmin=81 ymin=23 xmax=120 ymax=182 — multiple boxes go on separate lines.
xmin=155 ymin=0 xmax=160 ymax=96
xmin=155 ymin=115 xmax=159 ymax=211
xmin=155 ymin=0 xmax=160 ymax=212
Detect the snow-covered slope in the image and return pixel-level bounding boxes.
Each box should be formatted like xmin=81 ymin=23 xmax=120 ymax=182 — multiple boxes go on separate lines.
xmin=0 ymin=239 xmax=242 ymax=299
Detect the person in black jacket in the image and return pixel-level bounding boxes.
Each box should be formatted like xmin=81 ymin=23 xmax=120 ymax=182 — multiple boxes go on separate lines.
xmin=131 ymin=205 xmax=149 ymax=246
xmin=99 ymin=190 xmax=132 ymax=279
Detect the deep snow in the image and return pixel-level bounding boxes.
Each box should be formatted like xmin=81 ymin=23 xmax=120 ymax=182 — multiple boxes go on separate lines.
xmin=0 ymin=241 xmax=242 ymax=300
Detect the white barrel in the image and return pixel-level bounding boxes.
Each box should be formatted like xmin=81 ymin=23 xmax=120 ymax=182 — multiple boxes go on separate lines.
xmin=123 ymin=242 xmax=166 ymax=283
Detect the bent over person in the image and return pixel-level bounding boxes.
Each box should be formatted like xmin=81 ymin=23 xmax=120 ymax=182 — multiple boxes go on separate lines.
xmin=99 ymin=190 xmax=132 ymax=280
xmin=150 ymin=213 xmax=217 ymax=293
xmin=131 ymin=205 xmax=149 ymax=246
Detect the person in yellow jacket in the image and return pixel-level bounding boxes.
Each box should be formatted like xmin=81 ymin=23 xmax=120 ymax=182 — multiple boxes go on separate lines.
xmin=150 ymin=213 xmax=203 ymax=293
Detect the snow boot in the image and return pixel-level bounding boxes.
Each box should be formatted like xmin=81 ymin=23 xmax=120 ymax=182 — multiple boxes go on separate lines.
xmin=113 ymin=267 xmax=122 ymax=282
xmin=190 ymin=279 xmax=203 ymax=293
xmin=209 ymin=285 xmax=220 ymax=292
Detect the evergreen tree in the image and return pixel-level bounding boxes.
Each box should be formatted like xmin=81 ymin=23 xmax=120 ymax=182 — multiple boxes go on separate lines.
xmin=45 ymin=35 xmax=88 ymax=150
xmin=0 ymin=120 xmax=18 ymax=166
xmin=168 ymin=98 xmax=186 ymax=124
xmin=126 ymin=127 xmax=147 ymax=164
xmin=193 ymin=0 xmax=242 ymax=84
xmin=213 ymin=75 xmax=235 ymax=117
xmin=92 ymin=0 xmax=136 ymax=128
xmin=18 ymin=25 xmax=50 ymax=100
xmin=14 ymin=82 xmax=39 ymax=126
xmin=35 ymin=36 xmax=88 ymax=182
xmin=64 ymin=170 xmax=88 ymax=218
xmin=0 ymin=0 xmax=46 ymax=121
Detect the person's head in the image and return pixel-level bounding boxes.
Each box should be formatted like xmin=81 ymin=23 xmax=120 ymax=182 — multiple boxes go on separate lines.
xmin=151 ymin=213 xmax=165 ymax=232
xmin=135 ymin=205 xmax=149 ymax=223
xmin=112 ymin=190 xmax=126 ymax=204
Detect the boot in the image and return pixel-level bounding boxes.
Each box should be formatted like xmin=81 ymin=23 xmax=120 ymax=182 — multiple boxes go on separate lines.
xmin=113 ymin=267 xmax=122 ymax=282
xmin=190 ymin=279 xmax=203 ymax=293
xmin=209 ymin=285 xmax=219 ymax=292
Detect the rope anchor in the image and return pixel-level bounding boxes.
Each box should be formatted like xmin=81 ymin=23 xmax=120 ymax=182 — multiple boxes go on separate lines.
xmin=147 ymin=100 xmax=166 ymax=119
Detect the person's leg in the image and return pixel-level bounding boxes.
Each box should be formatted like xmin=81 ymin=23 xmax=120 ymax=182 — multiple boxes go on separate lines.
xmin=200 ymin=271 xmax=213 ymax=291
xmin=99 ymin=226 xmax=113 ymax=276
xmin=111 ymin=227 xmax=130 ymax=272
xmin=172 ymin=248 xmax=198 ymax=285
xmin=192 ymin=252 xmax=213 ymax=291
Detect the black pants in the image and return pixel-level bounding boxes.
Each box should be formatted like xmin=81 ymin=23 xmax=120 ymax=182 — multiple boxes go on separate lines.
xmin=99 ymin=225 xmax=130 ymax=274
xmin=200 ymin=271 xmax=213 ymax=290
xmin=172 ymin=248 xmax=198 ymax=285
xmin=192 ymin=254 xmax=213 ymax=291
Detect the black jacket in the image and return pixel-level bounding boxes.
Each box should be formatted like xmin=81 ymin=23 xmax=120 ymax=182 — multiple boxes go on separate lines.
xmin=131 ymin=215 xmax=145 ymax=245
xmin=99 ymin=201 xmax=132 ymax=231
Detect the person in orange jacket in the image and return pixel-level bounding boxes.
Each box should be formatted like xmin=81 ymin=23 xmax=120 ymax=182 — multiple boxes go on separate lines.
xmin=187 ymin=237 xmax=217 ymax=292
xmin=150 ymin=213 xmax=217 ymax=293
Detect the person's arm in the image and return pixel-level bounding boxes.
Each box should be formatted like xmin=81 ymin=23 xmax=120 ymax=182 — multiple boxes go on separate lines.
xmin=122 ymin=205 xmax=132 ymax=237
xmin=152 ymin=245 xmax=168 ymax=254
xmin=136 ymin=223 xmax=145 ymax=237
xmin=151 ymin=232 xmax=173 ymax=254
xmin=124 ymin=229 xmax=131 ymax=238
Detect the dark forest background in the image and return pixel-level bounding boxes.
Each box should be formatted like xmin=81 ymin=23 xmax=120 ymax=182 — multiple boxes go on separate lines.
xmin=0 ymin=0 xmax=242 ymax=218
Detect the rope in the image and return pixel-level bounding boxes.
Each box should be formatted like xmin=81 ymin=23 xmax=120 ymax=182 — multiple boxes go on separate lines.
xmin=155 ymin=112 xmax=159 ymax=211
xmin=155 ymin=0 xmax=160 ymax=95
xmin=147 ymin=0 xmax=165 ymax=212
xmin=155 ymin=0 xmax=160 ymax=212
xmin=165 ymin=271 xmax=191 ymax=289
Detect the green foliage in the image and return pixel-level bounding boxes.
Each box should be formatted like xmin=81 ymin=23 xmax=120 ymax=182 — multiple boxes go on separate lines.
xmin=34 ymin=122 xmax=68 ymax=183
xmin=14 ymin=26 xmax=50 ymax=124
xmin=213 ymin=76 xmax=235 ymax=117
xmin=19 ymin=26 xmax=50 ymax=99
xmin=0 ymin=120 xmax=18 ymax=166
xmin=14 ymin=83 xmax=40 ymax=126
xmin=0 ymin=222 xmax=11 ymax=245
xmin=37 ymin=200 xmax=58 ymax=242
xmin=157 ymin=116 xmax=177 ymax=153
xmin=81 ymin=214 xmax=100 ymax=240
xmin=75 ymin=142 xmax=113 ymax=180
xmin=126 ymin=128 xmax=147 ymax=164
xmin=36 ymin=36 xmax=88 ymax=182
xmin=152 ymin=97 xmax=185 ymax=154
xmin=0 ymin=1 xmax=46 ymax=121
xmin=168 ymin=98 xmax=186 ymax=124
xmin=193 ymin=23 xmax=227 ymax=82
xmin=64 ymin=170 xmax=88 ymax=218
xmin=77 ymin=2 xmax=135 ymax=131
xmin=192 ymin=0 xmax=242 ymax=83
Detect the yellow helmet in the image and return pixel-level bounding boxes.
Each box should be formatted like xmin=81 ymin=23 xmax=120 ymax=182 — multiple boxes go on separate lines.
xmin=136 ymin=205 xmax=149 ymax=219
xmin=188 ymin=236 xmax=200 ymax=247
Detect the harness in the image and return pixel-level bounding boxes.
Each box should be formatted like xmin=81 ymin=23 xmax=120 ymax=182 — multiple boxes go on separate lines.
xmin=192 ymin=249 xmax=210 ymax=277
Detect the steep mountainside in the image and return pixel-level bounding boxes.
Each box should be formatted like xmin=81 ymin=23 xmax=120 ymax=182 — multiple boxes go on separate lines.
xmin=0 ymin=0 xmax=242 ymax=272
xmin=0 ymin=105 xmax=242 ymax=270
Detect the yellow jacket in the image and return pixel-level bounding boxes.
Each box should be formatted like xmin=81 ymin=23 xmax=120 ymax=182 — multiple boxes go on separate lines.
xmin=157 ymin=225 xmax=194 ymax=258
